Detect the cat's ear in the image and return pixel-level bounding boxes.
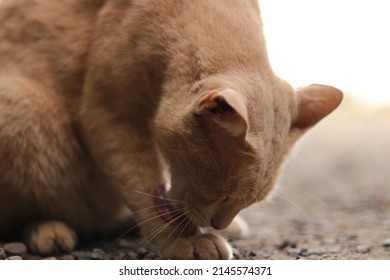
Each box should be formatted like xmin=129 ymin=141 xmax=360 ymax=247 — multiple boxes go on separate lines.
xmin=196 ymin=88 xmax=248 ymax=139
xmin=292 ymin=84 xmax=343 ymax=129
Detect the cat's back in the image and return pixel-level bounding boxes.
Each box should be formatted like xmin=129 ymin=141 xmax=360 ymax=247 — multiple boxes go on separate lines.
xmin=0 ymin=0 xmax=105 ymax=97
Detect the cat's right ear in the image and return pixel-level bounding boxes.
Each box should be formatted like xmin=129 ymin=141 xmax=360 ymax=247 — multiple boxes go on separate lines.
xmin=195 ymin=88 xmax=249 ymax=139
xmin=292 ymin=84 xmax=343 ymax=130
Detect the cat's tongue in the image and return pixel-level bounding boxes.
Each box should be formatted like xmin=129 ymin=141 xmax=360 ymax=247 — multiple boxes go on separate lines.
xmin=153 ymin=184 xmax=191 ymax=226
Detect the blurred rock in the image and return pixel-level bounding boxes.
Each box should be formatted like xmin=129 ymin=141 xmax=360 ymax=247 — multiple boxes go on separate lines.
xmin=72 ymin=251 xmax=93 ymax=260
xmin=59 ymin=254 xmax=75 ymax=260
xmin=91 ymin=248 xmax=109 ymax=260
xmin=3 ymin=242 xmax=27 ymax=256
xmin=382 ymin=239 xmax=390 ymax=247
xmin=0 ymin=248 xmax=7 ymax=260
xmin=356 ymin=245 xmax=371 ymax=254
xmin=7 ymin=256 xmax=23 ymax=260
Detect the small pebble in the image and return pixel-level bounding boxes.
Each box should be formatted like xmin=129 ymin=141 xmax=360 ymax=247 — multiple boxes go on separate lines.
xmin=7 ymin=255 xmax=23 ymax=260
xmin=279 ymin=240 xmax=297 ymax=249
xmin=72 ymin=251 xmax=93 ymax=260
xmin=112 ymin=251 xmax=126 ymax=260
xmin=286 ymin=247 xmax=301 ymax=256
xmin=249 ymin=251 xmax=257 ymax=257
xmin=117 ymin=239 xmax=138 ymax=250
xmin=299 ymin=249 xmax=309 ymax=257
xmin=3 ymin=242 xmax=27 ymax=256
xmin=382 ymin=239 xmax=390 ymax=247
xmin=142 ymin=253 xmax=154 ymax=260
xmin=356 ymin=245 xmax=371 ymax=254
xmin=91 ymin=248 xmax=109 ymax=260
xmin=136 ymin=247 xmax=149 ymax=259
xmin=328 ymin=246 xmax=341 ymax=254
xmin=258 ymin=246 xmax=275 ymax=257
xmin=299 ymin=248 xmax=323 ymax=257
xmin=127 ymin=251 xmax=138 ymax=260
xmin=306 ymin=248 xmax=324 ymax=256
xmin=0 ymin=248 xmax=7 ymax=260
xmin=59 ymin=254 xmax=75 ymax=260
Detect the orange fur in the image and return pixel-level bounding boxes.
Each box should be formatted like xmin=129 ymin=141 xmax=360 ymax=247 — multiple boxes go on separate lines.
xmin=0 ymin=0 xmax=342 ymax=259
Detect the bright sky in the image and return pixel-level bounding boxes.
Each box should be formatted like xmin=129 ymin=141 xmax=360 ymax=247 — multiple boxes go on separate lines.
xmin=258 ymin=0 xmax=390 ymax=106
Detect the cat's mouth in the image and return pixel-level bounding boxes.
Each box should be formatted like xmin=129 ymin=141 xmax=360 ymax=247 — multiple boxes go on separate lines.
xmin=153 ymin=184 xmax=195 ymax=229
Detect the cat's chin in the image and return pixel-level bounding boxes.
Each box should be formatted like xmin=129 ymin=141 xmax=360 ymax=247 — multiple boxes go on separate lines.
xmin=153 ymin=184 xmax=197 ymax=233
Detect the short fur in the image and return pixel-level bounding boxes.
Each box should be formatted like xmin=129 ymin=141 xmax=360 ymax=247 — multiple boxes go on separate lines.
xmin=0 ymin=0 xmax=342 ymax=259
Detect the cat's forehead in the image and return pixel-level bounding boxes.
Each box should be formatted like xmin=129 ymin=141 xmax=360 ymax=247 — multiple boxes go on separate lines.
xmin=190 ymin=74 xmax=251 ymax=95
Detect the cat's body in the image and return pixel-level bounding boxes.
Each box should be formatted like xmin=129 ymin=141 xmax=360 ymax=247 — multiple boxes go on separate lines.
xmin=0 ymin=0 xmax=342 ymax=259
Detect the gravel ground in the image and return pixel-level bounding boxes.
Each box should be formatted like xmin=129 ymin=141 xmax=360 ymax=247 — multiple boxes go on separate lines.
xmin=1 ymin=102 xmax=390 ymax=260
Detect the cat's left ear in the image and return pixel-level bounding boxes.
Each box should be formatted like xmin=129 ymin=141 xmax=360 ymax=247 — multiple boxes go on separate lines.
xmin=196 ymin=88 xmax=248 ymax=139
xmin=292 ymin=84 xmax=343 ymax=129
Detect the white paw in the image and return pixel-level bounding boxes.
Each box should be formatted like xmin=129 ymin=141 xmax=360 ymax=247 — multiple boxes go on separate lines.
xmin=23 ymin=220 xmax=77 ymax=255
xmin=160 ymin=233 xmax=232 ymax=260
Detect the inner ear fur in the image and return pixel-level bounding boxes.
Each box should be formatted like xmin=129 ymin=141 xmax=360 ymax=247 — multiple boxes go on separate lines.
xmin=293 ymin=84 xmax=343 ymax=129
xmin=196 ymin=88 xmax=249 ymax=139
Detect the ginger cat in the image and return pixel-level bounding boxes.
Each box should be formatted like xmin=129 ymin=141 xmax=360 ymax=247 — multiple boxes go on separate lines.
xmin=0 ymin=0 xmax=342 ymax=259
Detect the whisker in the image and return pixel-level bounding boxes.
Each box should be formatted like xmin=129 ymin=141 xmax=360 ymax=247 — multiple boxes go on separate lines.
xmin=112 ymin=204 xmax=184 ymax=245
xmin=112 ymin=194 xmax=187 ymax=246
xmin=158 ymin=208 xmax=193 ymax=251
xmin=276 ymin=193 xmax=313 ymax=225
xmin=239 ymin=192 xmax=248 ymax=208
xmin=111 ymin=210 xmax=163 ymax=244
xmin=263 ymin=196 xmax=281 ymax=212
xmin=131 ymin=189 xmax=183 ymax=203
xmin=294 ymin=189 xmax=326 ymax=206
xmin=128 ymin=202 xmax=184 ymax=216
xmin=140 ymin=208 xmax=190 ymax=248
xmin=249 ymin=188 xmax=282 ymax=213
xmin=247 ymin=190 xmax=256 ymax=202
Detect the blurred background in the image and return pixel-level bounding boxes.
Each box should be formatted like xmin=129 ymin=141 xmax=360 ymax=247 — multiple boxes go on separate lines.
xmin=259 ymin=0 xmax=390 ymax=108
xmin=237 ymin=0 xmax=390 ymax=259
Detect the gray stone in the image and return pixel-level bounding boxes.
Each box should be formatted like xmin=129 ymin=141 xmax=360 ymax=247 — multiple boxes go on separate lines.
xmin=72 ymin=251 xmax=93 ymax=260
xmin=3 ymin=242 xmax=27 ymax=256
xmin=0 ymin=248 xmax=7 ymax=260
xmin=92 ymin=248 xmax=109 ymax=260
xmin=286 ymin=247 xmax=301 ymax=256
xmin=136 ymin=247 xmax=149 ymax=259
xmin=356 ymin=245 xmax=371 ymax=254
xmin=327 ymin=246 xmax=341 ymax=254
xmin=127 ymin=251 xmax=138 ymax=260
xmin=7 ymin=255 xmax=23 ymax=260
xmin=298 ymin=247 xmax=324 ymax=257
xmin=306 ymin=248 xmax=324 ymax=256
xmin=117 ymin=239 xmax=138 ymax=250
xmin=382 ymin=239 xmax=390 ymax=247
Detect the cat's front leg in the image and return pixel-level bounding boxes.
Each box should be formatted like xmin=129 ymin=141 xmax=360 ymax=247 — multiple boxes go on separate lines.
xmin=78 ymin=123 xmax=232 ymax=258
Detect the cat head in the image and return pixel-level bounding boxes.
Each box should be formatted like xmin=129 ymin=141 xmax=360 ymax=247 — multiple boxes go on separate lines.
xmin=155 ymin=75 xmax=342 ymax=230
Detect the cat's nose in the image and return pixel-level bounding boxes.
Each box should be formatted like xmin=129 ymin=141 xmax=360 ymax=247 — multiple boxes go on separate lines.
xmin=211 ymin=218 xmax=222 ymax=229
xmin=210 ymin=217 xmax=231 ymax=230
xmin=211 ymin=210 xmax=239 ymax=229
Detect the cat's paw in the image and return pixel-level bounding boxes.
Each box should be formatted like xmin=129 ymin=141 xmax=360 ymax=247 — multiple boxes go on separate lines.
xmin=23 ymin=220 xmax=77 ymax=255
xmin=160 ymin=233 xmax=232 ymax=260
